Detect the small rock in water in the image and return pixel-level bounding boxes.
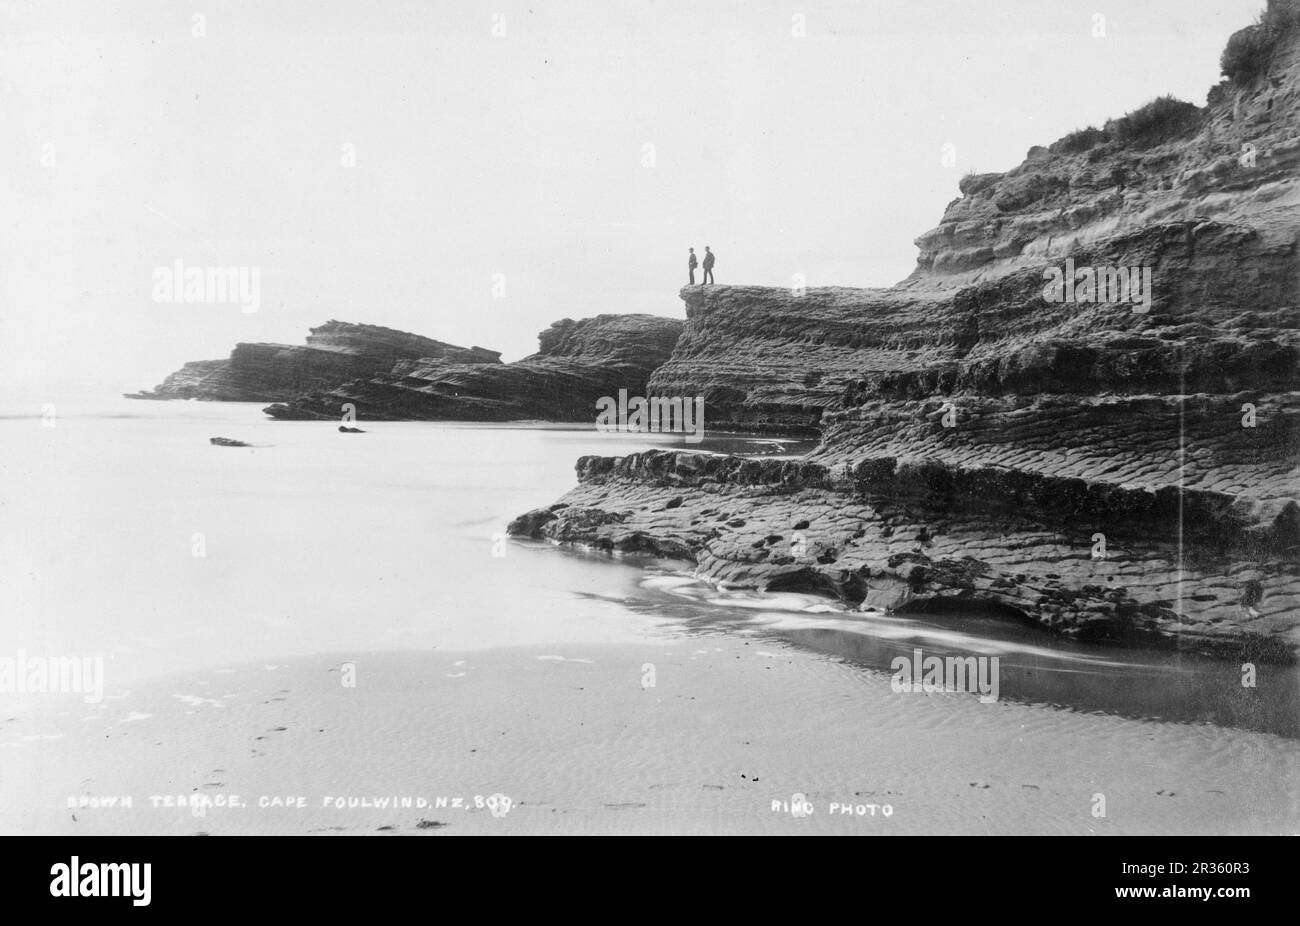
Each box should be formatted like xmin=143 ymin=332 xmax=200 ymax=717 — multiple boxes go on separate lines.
xmin=209 ymin=437 xmax=251 ymax=447
xmin=338 ymin=426 xmax=365 ymax=433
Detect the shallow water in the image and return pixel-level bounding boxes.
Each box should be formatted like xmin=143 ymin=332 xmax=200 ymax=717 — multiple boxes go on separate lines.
xmin=1 ymin=397 xmax=787 ymax=684
xmin=631 ymin=569 xmax=1300 ymax=738
xmin=1 ymin=397 xmax=1297 ymax=834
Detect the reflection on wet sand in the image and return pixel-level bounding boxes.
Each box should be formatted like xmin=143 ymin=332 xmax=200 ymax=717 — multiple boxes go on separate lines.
xmin=624 ymin=569 xmax=1300 ymax=739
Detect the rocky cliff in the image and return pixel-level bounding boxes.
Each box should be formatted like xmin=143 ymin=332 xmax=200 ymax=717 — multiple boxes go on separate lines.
xmin=262 ymin=314 xmax=684 ymax=421
xmin=127 ymin=321 xmax=500 ymax=403
xmin=511 ymin=3 xmax=1300 ymax=661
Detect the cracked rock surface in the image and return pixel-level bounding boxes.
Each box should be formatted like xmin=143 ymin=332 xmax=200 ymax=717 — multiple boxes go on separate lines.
xmin=513 ymin=19 xmax=1300 ymax=661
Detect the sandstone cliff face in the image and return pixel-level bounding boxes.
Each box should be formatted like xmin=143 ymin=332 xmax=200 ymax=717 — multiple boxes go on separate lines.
xmin=262 ymin=314 xmax=684 ymax=421
xmin=912 ymin=60 xmax=1300 ymax=285
xmin=647 ymin=285 xmax=941 ymax=434
xmin=511 ymin=8 xmax=1300 ymax=660
xmin=127 ymin=321 xmax=500 ymax=403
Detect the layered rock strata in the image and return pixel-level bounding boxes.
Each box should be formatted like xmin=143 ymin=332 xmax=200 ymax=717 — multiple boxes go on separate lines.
xmin=511 ymin=8 xmax=1300 ymax=660
xmin=127 ymin=321 xmax=499 ymax=403
xmin=263 ymin=314 xmax=684 ymax=421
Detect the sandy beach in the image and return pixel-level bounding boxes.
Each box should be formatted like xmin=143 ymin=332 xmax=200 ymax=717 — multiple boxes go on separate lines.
xmin=6 ymin=633 xmax=1297 ymax=836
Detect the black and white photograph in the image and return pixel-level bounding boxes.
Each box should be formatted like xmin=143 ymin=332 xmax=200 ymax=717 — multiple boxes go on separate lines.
xmin=2 ymin=0 xmax=1297 ymax=864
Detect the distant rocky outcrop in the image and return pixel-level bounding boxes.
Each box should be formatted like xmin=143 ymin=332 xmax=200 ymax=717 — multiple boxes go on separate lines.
xmin=127 ymin=321 xmax=501 ymax=403
xmin=512 ymin=4 xmax=1300 ymax=661
xmin=263 ymin=314 xmax=684 ymax=421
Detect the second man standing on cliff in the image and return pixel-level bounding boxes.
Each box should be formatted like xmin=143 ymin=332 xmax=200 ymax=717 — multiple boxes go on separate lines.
xmin=702 ymin=246 xmax=715 ymax=285
xmin=688 ymin=247 xmax=698 ymax=284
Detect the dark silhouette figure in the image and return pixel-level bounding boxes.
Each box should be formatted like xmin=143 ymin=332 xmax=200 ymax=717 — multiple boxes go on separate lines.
xmin=688 ymin=247 xmax=697 ymax=284
xmin=702 ymin=246 xmax=715 ymax=284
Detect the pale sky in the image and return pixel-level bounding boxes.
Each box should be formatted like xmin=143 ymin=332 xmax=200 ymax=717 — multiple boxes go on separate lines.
xmin=1 ymin=0 xmax=1263 ymax=397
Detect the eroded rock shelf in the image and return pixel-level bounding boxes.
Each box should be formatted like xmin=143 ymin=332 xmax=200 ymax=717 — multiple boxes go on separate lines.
xmin=510 ymin=11 xmax=1300 ymax=660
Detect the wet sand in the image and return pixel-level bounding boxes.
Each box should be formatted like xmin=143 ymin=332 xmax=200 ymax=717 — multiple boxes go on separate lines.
xmin=4 ymin=636 xmax=1297 ymax=835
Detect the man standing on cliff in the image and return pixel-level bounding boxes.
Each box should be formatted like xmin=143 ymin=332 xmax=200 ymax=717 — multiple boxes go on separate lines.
xmin=688 ymin=247 xmax=698 ymax=284
xmin=702 ymin=246 xmax=715 ymax=285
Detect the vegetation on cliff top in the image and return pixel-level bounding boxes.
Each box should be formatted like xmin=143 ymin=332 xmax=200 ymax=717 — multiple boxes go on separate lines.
xmin=1045 ymin=0 xmax=1298 ymax=159
xmin=1221 ymin=0 xmax=1300 ymax=84
xmin=1046 ymin=94 xmax=1203 ymax=158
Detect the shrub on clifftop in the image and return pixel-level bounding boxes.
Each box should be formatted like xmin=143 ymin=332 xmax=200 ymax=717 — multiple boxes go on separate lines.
xmin=1050 ymin=126 xmax=1106 ymax=154
xmin=1103 ymin=95 xmax=1203 ymax=148
xmin=1221 ymin=0 xmax=1300 ymax=84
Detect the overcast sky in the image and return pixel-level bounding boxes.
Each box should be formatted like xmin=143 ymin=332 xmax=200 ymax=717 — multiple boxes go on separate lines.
xmin=2 ymin=0 xmax=1262 ymax=398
